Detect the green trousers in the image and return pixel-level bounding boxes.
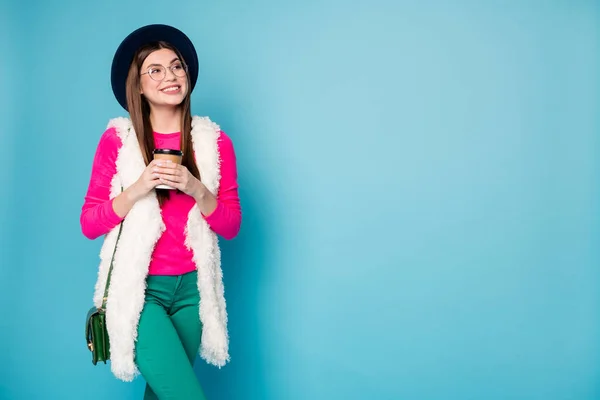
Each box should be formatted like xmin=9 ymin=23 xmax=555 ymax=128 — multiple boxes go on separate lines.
xmin=134 ymin=270 xmax=207 ymax=400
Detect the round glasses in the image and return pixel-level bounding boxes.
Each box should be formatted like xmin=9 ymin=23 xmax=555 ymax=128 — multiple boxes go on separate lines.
xmin=141 ymin=62 xmax=188 ymax=82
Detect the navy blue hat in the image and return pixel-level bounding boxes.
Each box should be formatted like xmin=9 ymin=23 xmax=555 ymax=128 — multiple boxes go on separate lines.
xmin=111 ymin=24 xmax=199 ymax=111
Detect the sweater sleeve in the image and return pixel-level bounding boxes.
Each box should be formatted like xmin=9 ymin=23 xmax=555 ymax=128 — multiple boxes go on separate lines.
xmin=203 ymin=131 xmax=242 ymax=240
xmin=80 ymin=127 xmax=125 ymax=240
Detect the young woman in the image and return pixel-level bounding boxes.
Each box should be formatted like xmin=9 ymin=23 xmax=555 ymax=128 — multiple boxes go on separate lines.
xmin=80 ymin=24 xmax=241 ymax=399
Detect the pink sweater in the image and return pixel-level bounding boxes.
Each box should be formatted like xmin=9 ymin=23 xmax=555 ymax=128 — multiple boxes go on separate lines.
xmin=80 ymin=127 xmax=241 ymax=276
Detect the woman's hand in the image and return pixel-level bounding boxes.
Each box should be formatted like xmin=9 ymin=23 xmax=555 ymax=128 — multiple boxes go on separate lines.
xmin=128 ymin=160 xmax=164 ymax=201
xmin=155 ymin=161 xmax=218 ymax=215
xmin=112 ymin=160 xmax=163 ymax=218
xmin=112 ymin=160 xmax=218 ymax=218
xmin=154 ymin=160 xmax=202 ymax=196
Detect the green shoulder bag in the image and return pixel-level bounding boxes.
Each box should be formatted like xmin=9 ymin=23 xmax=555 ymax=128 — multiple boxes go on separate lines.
xmin=85 ymin=219 xmax=123 ymax=365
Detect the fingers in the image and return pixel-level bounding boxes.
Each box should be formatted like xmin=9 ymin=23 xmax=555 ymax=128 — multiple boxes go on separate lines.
xmin=154 ymin=166 xmax=180 ymax=177
xmin=152 ymin=161 xmax=181 ymax=175
xmin=148 ymin=159 xmax=164 ymax=168
xmin=158 ymin=173 xmax=182 ymax=184
xmin=149 ymin=173 xmax=162 ymax=184
xmin=158 ymin=176 xmax=184 ymax=192
xmin=145 ymin=160 xmax=191 ymax=192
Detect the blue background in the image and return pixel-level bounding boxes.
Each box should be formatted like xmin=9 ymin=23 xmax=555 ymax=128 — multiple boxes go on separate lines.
xmin=1 ymin=1 xmax=599 ymax=399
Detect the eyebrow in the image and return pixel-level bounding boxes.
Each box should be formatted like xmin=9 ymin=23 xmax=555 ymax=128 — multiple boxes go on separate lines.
xmin=145 ymin=57 xmax=181 ymax=68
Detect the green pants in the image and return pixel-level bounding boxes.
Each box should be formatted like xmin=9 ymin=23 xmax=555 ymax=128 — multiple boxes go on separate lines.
xmin=134 ymin=270 xmax=207 ymax=400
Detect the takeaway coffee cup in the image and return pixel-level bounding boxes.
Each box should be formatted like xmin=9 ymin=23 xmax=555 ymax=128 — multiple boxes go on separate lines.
xmin=153 ymin=149 xmax=183 ymax=189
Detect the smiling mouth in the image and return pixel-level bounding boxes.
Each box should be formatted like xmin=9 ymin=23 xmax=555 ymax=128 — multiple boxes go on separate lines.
xmin=161 ymin=85 xmax=181 ymax=93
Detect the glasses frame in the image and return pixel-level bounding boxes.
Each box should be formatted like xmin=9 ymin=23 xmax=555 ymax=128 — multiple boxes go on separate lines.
xmin=140 ymin=62 xmax=188 ymax=82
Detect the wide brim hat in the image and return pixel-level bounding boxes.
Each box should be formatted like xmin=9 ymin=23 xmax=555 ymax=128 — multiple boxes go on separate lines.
xmin=111 ymin=24 xmax=199 ymax=111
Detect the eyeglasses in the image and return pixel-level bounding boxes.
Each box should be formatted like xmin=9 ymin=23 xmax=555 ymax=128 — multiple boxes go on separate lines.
xmin=140 ymin=62 xmax=188 ymax=82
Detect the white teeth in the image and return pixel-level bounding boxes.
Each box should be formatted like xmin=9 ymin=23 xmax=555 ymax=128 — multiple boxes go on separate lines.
xmin=162 ymin=86 xmax=180 ymax=92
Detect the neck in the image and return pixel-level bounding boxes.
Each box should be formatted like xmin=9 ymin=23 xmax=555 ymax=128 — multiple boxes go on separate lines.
xmin=149 ymin=106 xmax=183 ymax=134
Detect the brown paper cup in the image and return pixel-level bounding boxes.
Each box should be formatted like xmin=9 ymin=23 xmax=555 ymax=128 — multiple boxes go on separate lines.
xmin=153 ymin=149 xmax=183 ymax=189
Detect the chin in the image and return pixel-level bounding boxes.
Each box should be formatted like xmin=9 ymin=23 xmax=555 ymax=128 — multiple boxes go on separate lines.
xmin=150 ymin=98 xmax=185 ymax=108
xmin=166 ymin=99 xmax=185 ymax=106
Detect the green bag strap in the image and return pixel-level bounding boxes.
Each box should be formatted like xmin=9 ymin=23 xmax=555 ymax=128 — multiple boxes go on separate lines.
xmin=101 ymin=187 xmax=124 ymax=311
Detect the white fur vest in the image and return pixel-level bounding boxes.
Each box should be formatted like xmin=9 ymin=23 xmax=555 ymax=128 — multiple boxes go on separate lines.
xmin=92 ymin=116 xmax=229 ymax=382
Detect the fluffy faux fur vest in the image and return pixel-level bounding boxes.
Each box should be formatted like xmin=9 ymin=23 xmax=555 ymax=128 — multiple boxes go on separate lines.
xmin=92 ymin=116 xmax=229 ymax=382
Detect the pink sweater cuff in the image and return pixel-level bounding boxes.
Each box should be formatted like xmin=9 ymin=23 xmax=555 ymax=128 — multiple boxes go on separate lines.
xmin=80 ymin=199 xmax=124 ymax=240
xmin=105 ymin=199 xmax=125 ymax=226
xmin=203 ymin=200 xmax=241 ymax=240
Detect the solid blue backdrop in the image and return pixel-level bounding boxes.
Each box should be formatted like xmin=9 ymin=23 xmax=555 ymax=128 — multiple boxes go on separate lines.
xmin=1 ymin=1 xmax=599 ymax=399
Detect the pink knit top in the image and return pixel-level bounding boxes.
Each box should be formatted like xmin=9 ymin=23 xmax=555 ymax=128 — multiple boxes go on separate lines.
xmin=80 ymin=127 xmax=241 ymax=275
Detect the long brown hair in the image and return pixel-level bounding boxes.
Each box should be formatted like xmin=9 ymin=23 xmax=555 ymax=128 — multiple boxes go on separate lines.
xmin=125 ymin=41 xmax=200 ymax=204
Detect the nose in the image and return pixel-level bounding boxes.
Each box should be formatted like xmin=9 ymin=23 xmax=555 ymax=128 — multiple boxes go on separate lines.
xmin=164 ymin=67 xmax=178 ymax=81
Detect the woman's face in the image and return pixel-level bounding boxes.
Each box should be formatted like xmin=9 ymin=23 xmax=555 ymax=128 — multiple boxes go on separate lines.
xmin=139 ymin=48 xmax=188 ymax=109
